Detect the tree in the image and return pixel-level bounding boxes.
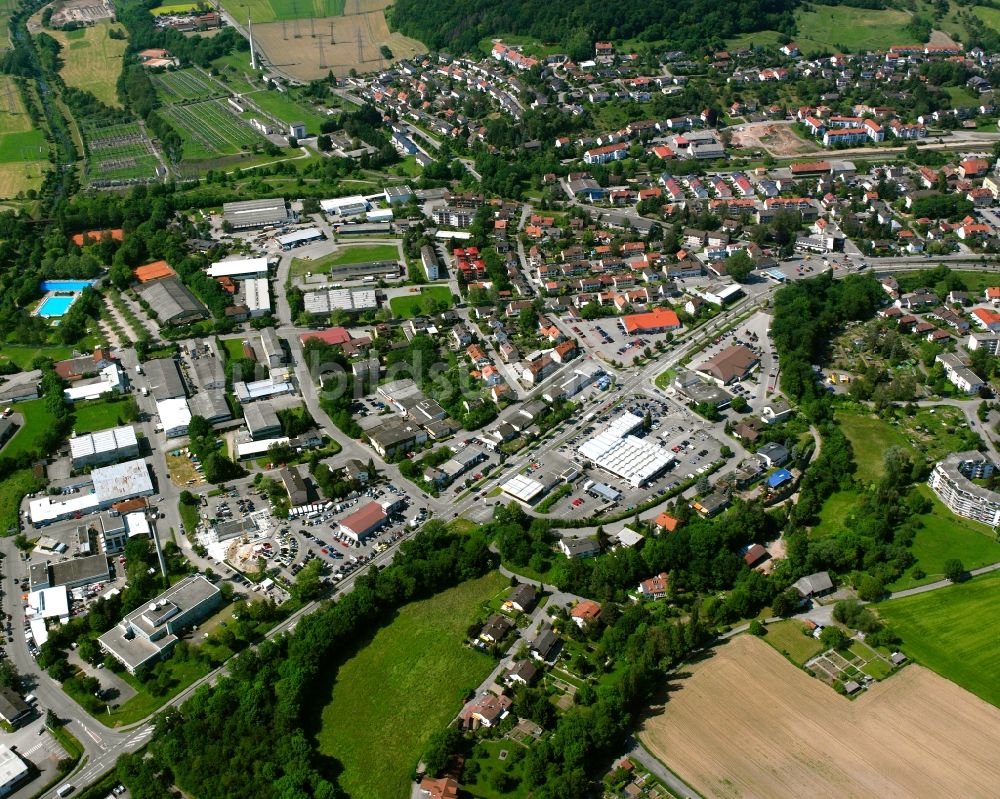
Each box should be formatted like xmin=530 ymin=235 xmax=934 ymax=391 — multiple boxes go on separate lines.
xmin=730 ymin=395 xmax=748 ymax=413
xmin=819 ymin=625 xmax=848 ymax=650
xmin=748 ymin=619 xmax=766 ymax=636
xmin=771 ymin=588 xmax=800 ymax=617
xmin=291 ymin=559 xmax=325 ymax=601
xmin=422 ymin=728 xmax=463 ymax=776
xmin=45 ymin=708 xmax=61 ymax=729
xmin=944 ymin=558 xmax=965 ymax=582
xmin=317 ymin=134 xmax=332 ymax=152
xmin=724 ymin=250 xmax=754 ymax=283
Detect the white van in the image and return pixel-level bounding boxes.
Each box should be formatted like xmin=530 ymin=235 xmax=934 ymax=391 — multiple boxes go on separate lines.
xmin=57 ymin=785 xmax=75 ymax=797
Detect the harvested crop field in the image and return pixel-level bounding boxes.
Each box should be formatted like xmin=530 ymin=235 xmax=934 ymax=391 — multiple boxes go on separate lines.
xmin=640 ymin=635 xmax=1000 ymax=798
xmin=252 ymin=11 xmax=424 ymax=79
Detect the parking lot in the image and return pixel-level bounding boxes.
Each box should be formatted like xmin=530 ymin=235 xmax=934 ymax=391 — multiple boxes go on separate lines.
xmin=564 ymin=318 xmax=668 ymax=364
xmin=196 ymin=479 xmax=428 ymax=594
xmin=489 ymin=391 xmax=728 ymax=518
xmin=692 ymin=310 xmax=779 ymax=410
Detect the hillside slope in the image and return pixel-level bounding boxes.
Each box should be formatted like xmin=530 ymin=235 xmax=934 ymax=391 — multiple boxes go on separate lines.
xmin=390 ymin=0 xmax=798 ymax=55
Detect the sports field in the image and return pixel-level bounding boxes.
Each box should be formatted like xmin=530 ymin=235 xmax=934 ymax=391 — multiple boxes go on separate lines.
xmin=316 ymin=571 xmax=506 ymax=799
xmin=290 ymin=243 xmax=399 ymax=276
xmin=641 ymin=635 xmax=1000 ymax=798
xmin=795 ymin=7 xmax=920 ymax=53
xmin=388 ymin=286 xmax=453 ymax=318
xmin=48 ymin=22 xmax=127 ymax=108
xmin=0 ymin=77 xmax=48 ymax=197
xmin=879 ymin=571 xmax=1000 ymax=708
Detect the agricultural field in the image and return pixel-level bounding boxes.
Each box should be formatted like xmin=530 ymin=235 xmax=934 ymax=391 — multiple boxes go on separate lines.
xmin=83 ymin=122 xmax=160 ymax=185
xmin=316 ymin=571 xmax=506 ymax=799
xmin=251 ymin=11 xmax=425 ymax=80
xmin=150 ymin=2 xmax=199 ymax=14
xmin=794 ymin=6 xmax=920 ymax=54
xmin=388 ymin=286 xmax=453 ymax=318
xmin=218 ymin=0 xmax=343 ymax=23
xmin=0 ymin=77 xmax=48 ymax=197
xmin=878 ymin=571 xmax=1000 ymax=707
xmin=160 ymin=99 xmax=264 ymax=158
xmin=290 ymin=243 xmax=399 ymax=276
xmin=640 ymin=635 xmax=1000 ymax=798
xmin=47 ymin=22 xmax=128 ymax=108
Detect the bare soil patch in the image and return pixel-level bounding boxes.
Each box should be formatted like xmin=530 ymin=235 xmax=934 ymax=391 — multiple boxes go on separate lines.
xmin=640 ymin=635 xmax=1000 ymax=798
xmin=252 ymin=10 xmax=424 ymax=79
xmin=731 ymin=121 xmax=813 ymax=157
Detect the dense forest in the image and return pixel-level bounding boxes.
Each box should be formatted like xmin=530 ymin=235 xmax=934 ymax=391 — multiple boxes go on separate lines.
xmin=391 ymin=0 xmax=798 ymax=55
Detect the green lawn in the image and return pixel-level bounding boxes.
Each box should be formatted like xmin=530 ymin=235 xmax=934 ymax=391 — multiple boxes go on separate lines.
xmin=388 ymin=286 xmax=454 ymax=319
xmin=889 ymin=485 xmax=1000 ymax=590
xmin=760 ymin=619 xmax=824 ymax=665
xmin=0 ymin=345 xmax=71 ymax=370
xmin=5 ymin=398 xmax=58 ymax=458
xmin=179 ymin=499 xmax=201 ymax=536
xmin=877 ymin=570 xmax=1000 ymax=708
xmin=795 ymin=6 xmax=919 ymax=53
xmin=463 ymin=739 xmax=530 ymax=799
xmin=973 ymin=5 xmax=1000 ymax=32
xmin=72 ymin=398 xmax=131 ymax=434
xmin=316 ymin=571 xmax=507 ymax=799
xmin=0 ymin=469 xmax=43 ymax=534
xmin=835 ymin=410 xmax=914 ymax=484
xmin=725 ymin=29 xmax=785 ymax=50
xmin=221 ymin=338 xmax=247 ymax=362
xmin=810 ymin=489 xmax=861 ymax=538
xmin=945 ymin=85 xmax=981 ymax=108
xmin=290 ymin=243 xmax=400 ymax=277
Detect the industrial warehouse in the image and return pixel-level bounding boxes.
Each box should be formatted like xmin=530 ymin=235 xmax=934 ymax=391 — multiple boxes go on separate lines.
xmin=578 ymin=412 xmax=675 ymax=488
xmin=222 ymin=198 xmax=293 ymax=230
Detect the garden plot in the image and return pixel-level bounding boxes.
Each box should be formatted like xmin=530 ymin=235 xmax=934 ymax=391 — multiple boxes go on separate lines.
xmin=161 ymin=100 xmax=264 ymax=156
xmin=83 ymin=122 xmax=161 ymax=185
xmin=152 ymin=68 xmax=223 ymax=102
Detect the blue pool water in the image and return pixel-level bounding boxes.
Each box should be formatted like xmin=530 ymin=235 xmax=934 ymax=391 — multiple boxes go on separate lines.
xmin=39 ymin=280 xmax=96 ymax=292
xmin=37 ymin=296 xmax=76 ymax=318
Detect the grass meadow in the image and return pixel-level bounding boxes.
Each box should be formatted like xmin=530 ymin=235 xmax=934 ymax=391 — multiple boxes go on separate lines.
xmin=316 ymin=571 xmax=507 ymax=799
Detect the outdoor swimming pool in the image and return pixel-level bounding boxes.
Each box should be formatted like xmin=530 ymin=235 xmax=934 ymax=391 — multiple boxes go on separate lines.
xmin=39 ymin=280 xmax=96 ymax=292
xmin=37 ymin=296 xmax=76 ymax=318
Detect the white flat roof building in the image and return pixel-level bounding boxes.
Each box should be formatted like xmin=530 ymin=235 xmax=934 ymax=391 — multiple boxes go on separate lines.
xmin=26 ymin=586 xmax=69 ymax=621
xmin=367 ymin=207 xmax=394 ymax=222
xmin=70 ymin=425 xmax=139 ymax=468
xmin=156 ymin=397 xmax=192 ymax=438
xmin=302 ymin=288 xmax=378 ymax=314
xmin=244 ymin=278 xmax=271 ymax=316
xmin=320 ymin=195 xmax=370 ymax=216
xmin=63 ymin=363 xmax=123 ymax=403
xmin=234 ymin=377 xmax=294 ymax=403
xmin=0 ymin=744 xmax=29 ymax=796
xmin=125 ymin=512 xmax=151 ymax=539
xmin=276 ymin=227 xmax=324 ymax=248
xmin=29 ymin=458 xmax=153 ymax=525
xmin=235 ymin=436 xmax=290 ymax=459
xmin=501 ymin=474 xmax=546 ymax=504
xmin=578 ymin=412 xmax=674 ymax=488
xmin=206 ymin=258 xmax=269 ymax=280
